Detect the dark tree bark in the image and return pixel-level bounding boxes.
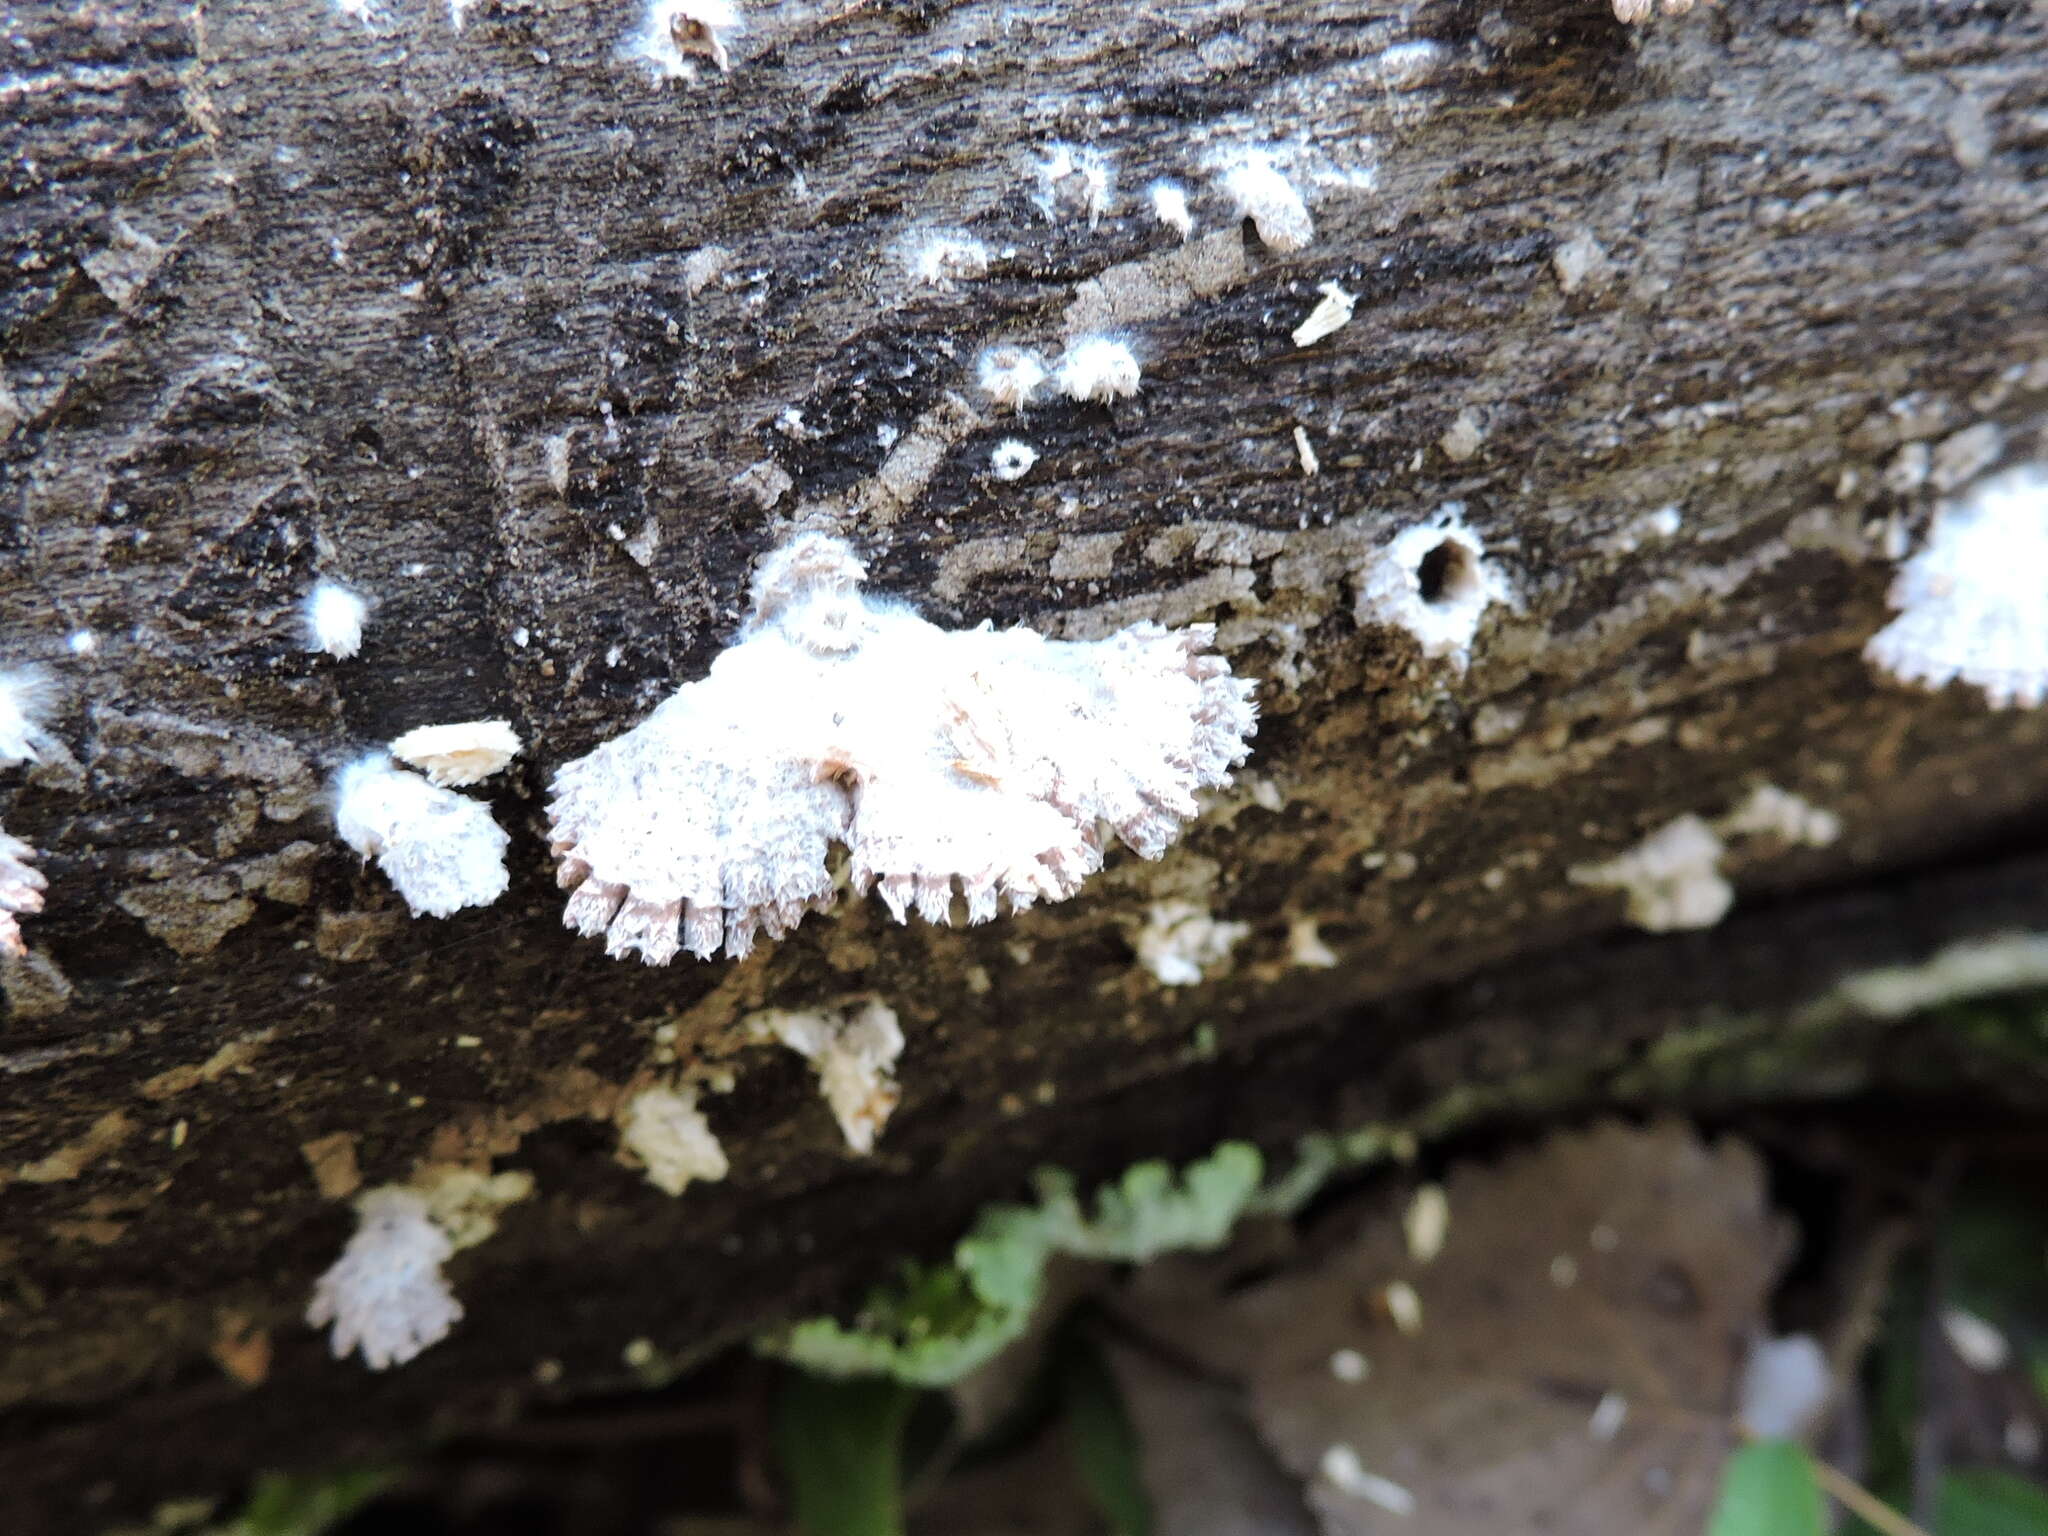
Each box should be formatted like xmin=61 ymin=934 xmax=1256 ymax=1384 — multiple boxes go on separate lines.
xmin=3 ymin=0 xmax=2047 ymax=1525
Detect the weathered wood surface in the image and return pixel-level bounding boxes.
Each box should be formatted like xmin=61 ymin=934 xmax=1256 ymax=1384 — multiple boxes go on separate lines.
xmin=3 ymin=0 xmax=2047 ymax=1523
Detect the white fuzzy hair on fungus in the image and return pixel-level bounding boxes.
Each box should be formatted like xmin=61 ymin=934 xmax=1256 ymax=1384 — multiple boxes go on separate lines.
xmin=0 ymin=668 xmax=53 ymax=766
xmin=1056 ymin=336 xmax=1142 ymax=404
xmin=303 ymin=579 xmax=369 ymax=660
xmin=1865 ymin=465 xmax=2048 ymax=709
xmin=1352 ymin=504 xmax=1513 ymax=672
xmin=547 ymin=531 xmax=1258 ymax=964
xmin=0 ymin=827 xmax=44 ymax=958
xmin=976 ymin=346 xmax=1048 ymax=414
xmin=334 ymin=755 xmax=510 ymax=917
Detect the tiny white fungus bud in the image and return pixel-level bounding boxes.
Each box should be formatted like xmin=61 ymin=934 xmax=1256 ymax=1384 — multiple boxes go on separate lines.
xmin=1293 ymin=424 xmax=1320 ymax=477
xmin=1217 ymin=148 xmax=1314 ymax=253
xmin=1737 ymin=1334 xmax=1831 ymax=1440
xmin=1328 ymin=1347 xmax=1370 ymax=1383
xmin=1381 ymin=1279 xmax=1423 ymax=1335
xmin=1942 ymin=1307 xmax=2011 ymax=1372
xmin=1402 ymin=1183 xmax=1449 ymax=1263
xmin=1148 ymin=179 xmax=1193 ymax=239
xmin=618 ymin=1084 xmax=730 ymax=1195
xmin=303 ymin=580 xmax=369 ymax=660
xmin=1569 ymin=814 xmax=1731 ymax=932
xmin=1319 ymin=1445 xmax=1416 ymax=1515
xmin=1588 ymin=1391 xmax=1630 ymax=1442
xmin=899 ymin=228 xmax=991 ymax=288
xmin=390 ymin=719 xmax=524 ymax=787
xmin=989 ymin=439 xmax=1038 ymax=482
xmin=1291 ymin=281 xmax=1356 ymax=347
xmin=1056 ymin=336 xmax=1142 ymax=404
xmin=976 ymin=345 xmax=1048 ymax=414
xmin=334 ymin=756 xmax=510 ymax=918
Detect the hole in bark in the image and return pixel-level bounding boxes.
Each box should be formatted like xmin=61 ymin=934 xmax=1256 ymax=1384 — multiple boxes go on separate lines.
xmin=1417 ymin=539 xmax=1480 ymax=606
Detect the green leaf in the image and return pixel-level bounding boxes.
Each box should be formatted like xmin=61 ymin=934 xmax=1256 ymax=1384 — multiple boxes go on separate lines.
xmin=1939 ymin=1468 xmax=2048 ymax=1536
xmin=1706 ymin=1442 xmax=1825 ymax=1536
xmin=226 ymin=1467 xmax=392 ymax=1536
xmin=1060 ymin=1336 xmax=1152 ymax=1536
xmin=774 ymin=1370 xmax=918 ymax=1536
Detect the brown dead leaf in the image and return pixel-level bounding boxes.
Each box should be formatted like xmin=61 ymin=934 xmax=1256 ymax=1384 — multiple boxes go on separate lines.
xmin=299 ymin=1131 xmax=362 ymax=1200
xmin=1119 ymin=1120 xmax=1791 ymax=1536
xmin=209 ymin=1308 xmax=272 ymax=1388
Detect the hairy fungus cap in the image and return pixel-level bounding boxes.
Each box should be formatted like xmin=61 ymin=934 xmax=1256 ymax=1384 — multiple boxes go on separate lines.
xmin=0 ymin=668 xmax=54 ymax=766
xmin=334 ymin=756 xmax=510 ymax=918
xmin=628 ymin=0 xmax=741 ymax=75
xmin=1216 ymin=148 xmax=1315 ymax=253
xmin=303 ymin=579 xmax=369 ymax=660
xmin=0 ymin=824 xmax=47 ymax=958
xmin=1864 ymin=465 xmax=2048 ymax=709
xmin=547 ymin=533 xmax=1257 ymax=963
xmin=1056 ymin=336 xmax=1142 ymax=404
xmin=306 ymin=1188 xmax=463 ymax=1371
xmin=976 ymin=345 xmax=1048 ymax=414
xmin=390 ymin=719 xmax=523 ymax=787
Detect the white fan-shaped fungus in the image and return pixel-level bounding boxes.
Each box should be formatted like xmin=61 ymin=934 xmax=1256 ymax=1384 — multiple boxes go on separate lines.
xmin=0 ymin=825 xmax=46 ymax=958
xmin=1056 ymin=336 xmax=1142 ymax=404
xmin=0 ymin=668 xmax=53 ymax=766
xmin=306 ymin=1188 xmax=464 ymax=1371
xmin=750 ymin=1000 xmax=905 ymax=1154
xmin=334 ymin=755 xmax=510 ymax=917
xmin=1352 ymin=505 xmax=1513 ymax=671
xmin=976 ymin=345 xmax=1047 ymax=414
xmin=1216 ymin=148 xmax=1314 ymax=253
xmin=390 ymin=719 xmax=523 ymax=787
xmin=1864 ymin=465 xmax=2048 ymax=709
xmin=303 ymin=580 xmax=369 ymax=660
xmin=547 ymin=531 xmax=1257 ymax=963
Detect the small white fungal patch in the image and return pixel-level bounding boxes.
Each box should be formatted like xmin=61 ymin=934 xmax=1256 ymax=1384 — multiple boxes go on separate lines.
xmin=390 ymin=719 xmax=523 ymax=787
xmin=0 ymin=668 xmax=54 ymax=766
xmin=1352 ymin=505 xmax=1513 ymax=671
xmin=547 ymin=532 xmax=1256 ymax=962
xmin=1439 ymin=407 xmax=1486 ymax=463
xmin=618 ymin=1084 xmax=729 ymax=1195
xmin=448 ymin=0 xmax=482 ymax=29
xmin=1865 ymin=465 xmax=2048 ymax=708
xmin=1588 ymin=1391 xmax=1629 ymax=1442
xmin=1382 ymin=1279 xmax=1423 ymax=1335
xmin=1032 ymin=142 xmax=1115 ymax=225
xmin=303 ymin=579 xmax=369 ymax=660
xmin=1569 ymin=814 xmax=1730 ymax=932
xmin=989 ymin=439 xmax=1038 ymax=482
xmin=1134 ymin=900 xmax=1250 ymax=986
xmin=1329 ymin=1348 xmax=1370 ymax=1383
xmin=543 ymin=433 xmax=571 ymax=497
xmin=306 ymin=1189 xmax=462 ymax=1371
xmin=751 ymin=1000 xmax=904 ymax=1154
xmin=625 ymin=0 xmax=740 ymax=78
xmin=1737 ymin=1334 xmax=1831 ymax=1441
xmin=899 ymin=228 xmax=991 ymax=289
xmin=1056 ymin=335 xmax=1142 ymax=404
xmin=1402 ymin=1183 xmax=1449 ymax=1263
xmin=976 ymin=345 xmax=1048 ymax=414
xmin=1613 ymin=0 xmax=1700 ymax=21
xmin=1551 ymin=231 xmax=1613 ymax=294
xmin=1287 ymin=914 xmax=1338 ymax=968
xmin=1148 ymin=179 xmax=1193 ymax=239
xmin=1291 ymin=281 xmax=1355 ymax=347
xmin=1293 ymin=424 xmax=1320 ymax=477
xmin=1319 ymin=1445 xmax=1416 ymax=1516
xmin=1216 ymin=148 xmax=1314 ymax=253
xmin=0 ymin=824 xmax=46 ymax=958
xmin=1943 ymin=1307 xmax=2011 ymax=1372
xmin=1716 ymin=783 xmax=1841 ymax=848
xmin=334 ymin=755 xmax=511 ymax=918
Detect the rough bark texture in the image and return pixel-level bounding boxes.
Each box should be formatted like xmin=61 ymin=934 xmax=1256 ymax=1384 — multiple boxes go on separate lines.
xmin=3 ymin=0 xmax=2048 ymax=1525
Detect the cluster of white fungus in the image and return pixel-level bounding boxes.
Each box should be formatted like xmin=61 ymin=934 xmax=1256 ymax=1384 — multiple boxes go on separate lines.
xmin=307 ymin=1168 xmax=533 ymax=1370
xmin=1056 ymin=336 xmax=1142 ymax=404
xmin=618 ymin=1085 xmax=730 ymax=1195
xmin=1352 ymin=505 xmax=1513 ymax=672
xmin=390 ymin=719 xmax=523 ymax=787
xmin=976 ymin=345 xmax=1048 ymax=413
xmin=302 ymin=579 xmax=369 ymax=660
xmin=334 ymin=755 xmax=510 ymax=917
xmin=1032 ymin=142 xmax=1115 ymax=225
xmin=547 ymin=532 xmax=1256 ymax=964
xmin=898 ymin=229 xmax=992 ymax=289
xmin=750 ymin=1000 xmax=905 ymax=1154
xmin=1864 ymin=466 xmax=2048 ymax=709
xmin=0 ymin=669 xmax=50 ymax=956
xmin=1134 ymin=899 xmax=1250 ymax=986
xmin=626 ymin=0 xmax=740 ymax=76
xmin=1215 ymin=148 xmax=1315 ymax=253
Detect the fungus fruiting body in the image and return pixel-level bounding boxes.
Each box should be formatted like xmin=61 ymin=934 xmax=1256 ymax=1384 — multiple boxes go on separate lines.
xmin=627 ymin=0 xmax=740 ymax=75
xmin=1032 ymin=142 xmax=1114 ymax=225
xmin=0 ymin=827 xmax=45 ymax=958
xmin=334 ymin=756 xmax=510 ymax=917
xmin=976 ymin=346 xmax=1047 ymax=413
xmin=1056 ymin=336 xmax=1142 ymax=404
xmin=306 ymin=1189 xmax=463 ymax=1371
xmin=1352 ymin=505 xmax=1512 ymax=671
xmin=899 ymin=229 xmax=991 ymax=288
xmin=390 ymin=719 xmax=523 ymax=787
xmin=1864 ymin=465 xmax=2048 ymax=708
xmin=1292 ymin=282 xmax=1355 ymax=347
xmin=989 ymin=439 xmax=1038 ymax=482
xmin=1149 ymin=180 xmax=1193 ymax=239
xmin=751 ymin=1000 xmax=905 ymax=1154
xmin=0 ymin=668 xmax=53 ymax=765
xmin=1569 ymin=814 xmax=1731 ymax=932
xmin=619 ymin=1086 xmax=729 ymax=1195
xmin=303 ymin=580 xmax=369 ymax=659
xmin=1216 ymin=149 xmax=1314 ymax=252
xmin=547 ymin=533 xmax=1257 ymax=964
